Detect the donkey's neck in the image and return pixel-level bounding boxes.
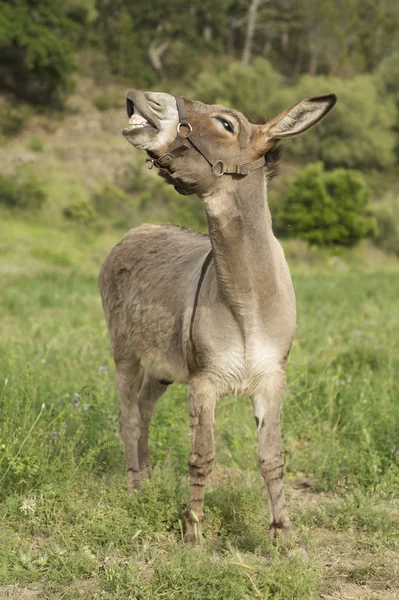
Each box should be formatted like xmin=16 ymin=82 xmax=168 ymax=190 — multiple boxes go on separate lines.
xmin=203 ymin=169 xmax=280 ymax=321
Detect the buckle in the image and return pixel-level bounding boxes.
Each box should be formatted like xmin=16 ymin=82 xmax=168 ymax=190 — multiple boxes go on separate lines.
xmin=211 ymin=160 xmax=225 ymax=177
xmin=156 ymin=153 xmax=175 ymax=167
xmin=239 ymin=162 xmax=251 ymax=175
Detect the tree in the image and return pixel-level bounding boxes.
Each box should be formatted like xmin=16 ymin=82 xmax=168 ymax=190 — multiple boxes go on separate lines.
xmin=192 ymin=57 xmax=281 ymax=120
xmin=276 ymin=162 xmax=377 ymax=246
xmin=0 ymin=0 xmax=79 ymax=106
xmin=95 ymin=0 xmax=233 ymax=85
xmin=375 ymin=52 xmax=399 ymax=163
xmin=268 ymin=74 xmax=397 ymax=170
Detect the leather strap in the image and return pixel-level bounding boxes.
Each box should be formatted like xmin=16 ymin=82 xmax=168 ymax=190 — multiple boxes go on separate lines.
xmin=145 ymin=95 xmax=266 ymax=196
xmin=188 ymin=248 xmax=213 ymax=370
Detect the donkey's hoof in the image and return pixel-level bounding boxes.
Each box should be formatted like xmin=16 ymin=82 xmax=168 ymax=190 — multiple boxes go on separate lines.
xmin=127 ymin=471 xmax=141 ymax=494
xmin=286 ymin=541 xmax=309 ymax=561
xmin=269 ymin=521 xmax=293 ymax=542
xmin=269 ymin=523 xmax=309 ymax=560
xmin=184 ymin=521 xmax=203 ymax=545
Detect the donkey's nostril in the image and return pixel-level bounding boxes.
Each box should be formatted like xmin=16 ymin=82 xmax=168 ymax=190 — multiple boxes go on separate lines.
xmin=126 ymin=98 xmax=134 ymax=118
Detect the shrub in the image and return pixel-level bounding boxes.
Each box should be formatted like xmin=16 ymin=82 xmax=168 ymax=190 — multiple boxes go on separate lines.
xmin=276 ymin=162 xmax=377 ymax=246
xmin=28 ymin=135 xmax=44 ymax=152
xmin=375 ymin=53 xmax=399 ymax=163
xmin=93 ymin=93 xmax=112 ymax=112
xmin=0 ymin=170 xmax=46 ymax=210
xmin=371 ymin=193 xmax=399 ymax=255
xmin=92 ymin=183 xmax=135 ymax=228
xmin=63 ymin=199 xmax=98 ymax=226
xmin=0 ymin=104 xmax=31 ymax=137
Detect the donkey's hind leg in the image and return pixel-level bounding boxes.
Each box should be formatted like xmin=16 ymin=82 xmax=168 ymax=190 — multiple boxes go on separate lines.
xmin=114 ymin=357 xmax=144 ymax=492
xmin=138 ymin=373 xmax=169 ymax=478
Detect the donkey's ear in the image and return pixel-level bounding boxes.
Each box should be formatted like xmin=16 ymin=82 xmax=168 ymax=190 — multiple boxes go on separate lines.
xmin=265 ymin=94 xmax=337 ymax=140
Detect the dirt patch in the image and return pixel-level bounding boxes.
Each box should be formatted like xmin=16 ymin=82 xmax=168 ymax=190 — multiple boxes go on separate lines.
xmin=0 ymin=586 xmax=41 ymax=600
xmin=320 ymin=583 xmax=398 ymax=600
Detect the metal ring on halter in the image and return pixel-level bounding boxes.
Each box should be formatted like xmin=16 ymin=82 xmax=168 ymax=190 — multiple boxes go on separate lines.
xmin=177 ymin=121 xmax=193 ymax=138
xmin=211 ymin=160 xmax=226 ymax=177
xmin=145 ymin=158 xmax=155 ymax=169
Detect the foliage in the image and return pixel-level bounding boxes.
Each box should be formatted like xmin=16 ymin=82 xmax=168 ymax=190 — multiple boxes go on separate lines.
xmin=118 ymin=165 xmax=208 ymax=232
xmin=193 ymin=57 xmax=281 ymax=120
xmin=375 ymin=51 xmax=399 ymax=100
xmin=95 ymin=0 xmax=233 ymax=85
xmin=63 ymin=199 xmax=98 ymax=226
xmin=375 ymin=52 xmax=399 ymax=162
xmin=0 ymin=102 xmax=32 ymax=136
xmin=371 ymin=193 xmax=399 ymax=256
xmin=91 ymin=182 xmax=137 ymax=229
xmin=93 ymin=89 xmax=123 ymax=112
xmin=268 ymin=74 xmax=397 ymax=170
xmin=276 ymin=163 xmax=377 ymax=246
xmin=28 ymin=135 xmax=44 ymax=152
xmin=0 ymin=0 xmax=78 ymax=106
xmin=93 ymin=0 xmax=399 ymax=83
xmin=0 ymin=170 xmax=46 ymax=210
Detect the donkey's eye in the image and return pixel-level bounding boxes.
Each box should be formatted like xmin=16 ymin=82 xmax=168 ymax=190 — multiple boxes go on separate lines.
xmin=215 ymin=117 xmax=235 ymax=133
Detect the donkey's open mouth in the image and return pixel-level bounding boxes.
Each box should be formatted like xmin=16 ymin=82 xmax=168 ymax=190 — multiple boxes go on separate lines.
xmin=123 ymin=96 xmax=158 ymax=136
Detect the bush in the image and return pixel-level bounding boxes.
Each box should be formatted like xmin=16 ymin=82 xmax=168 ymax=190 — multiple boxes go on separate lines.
xmin=92 ymin=88 xmax=125 ymax=112
xmin=276 ymin=163 xmax=377 ymax=246
xmin=0 ymin=103 xmax=32 ymax=137
xmin=28 ymin=135 xmax=44 ymax=152
xmin=63 ymin=199 xmax=98 ymax=226
xmin=371 ymin=193 xmax=399 ymax=256
xmin=0 ymin=170 xmax=46 ymax=210
xmin=375 ymin=53 xmax=399 ymax=163
xmin=92 ymin=183 xmax=136 ymax=228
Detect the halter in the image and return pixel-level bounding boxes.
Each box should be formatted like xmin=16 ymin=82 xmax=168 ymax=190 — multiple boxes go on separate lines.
xmin=144 ymin=95 xmax=266 ymax=196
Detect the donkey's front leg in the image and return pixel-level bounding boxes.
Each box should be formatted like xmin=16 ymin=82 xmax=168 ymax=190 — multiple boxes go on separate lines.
xmin=253 ymin=371 xmax=293 ymax=542
xmin=184 ymin=375 xmax=217 ymax=544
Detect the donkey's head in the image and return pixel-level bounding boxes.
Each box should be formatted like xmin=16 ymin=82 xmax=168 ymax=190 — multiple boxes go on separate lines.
xmin=123 ymin=90 xmax=336 ymax=195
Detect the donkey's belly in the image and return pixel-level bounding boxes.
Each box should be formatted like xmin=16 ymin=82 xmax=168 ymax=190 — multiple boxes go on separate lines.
xmin=126 ymin=295 xmax=190 ymax=383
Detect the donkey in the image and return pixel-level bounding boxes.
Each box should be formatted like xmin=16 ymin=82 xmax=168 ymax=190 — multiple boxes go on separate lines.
xmin=99 ymin=90 xmax=336 ymax=543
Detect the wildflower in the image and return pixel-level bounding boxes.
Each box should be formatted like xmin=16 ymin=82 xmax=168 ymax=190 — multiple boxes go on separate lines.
xmin=83 ymin=404 xmax=90 ymax=411
xmin=20 ymin=498 xmax=37 ymax=515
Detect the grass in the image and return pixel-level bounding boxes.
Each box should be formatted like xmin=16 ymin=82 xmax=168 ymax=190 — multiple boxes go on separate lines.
xmin=0 ymin=214 xmax=398 ymax=599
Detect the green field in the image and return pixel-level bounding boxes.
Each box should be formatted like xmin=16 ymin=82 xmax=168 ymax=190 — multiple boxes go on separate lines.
xmin=0 ymin=217 xmax=398 ymax=599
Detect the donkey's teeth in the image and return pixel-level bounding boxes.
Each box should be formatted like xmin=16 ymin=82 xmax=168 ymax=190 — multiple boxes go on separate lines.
xmin=128 ymin=113 xmax=148 ymax=127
